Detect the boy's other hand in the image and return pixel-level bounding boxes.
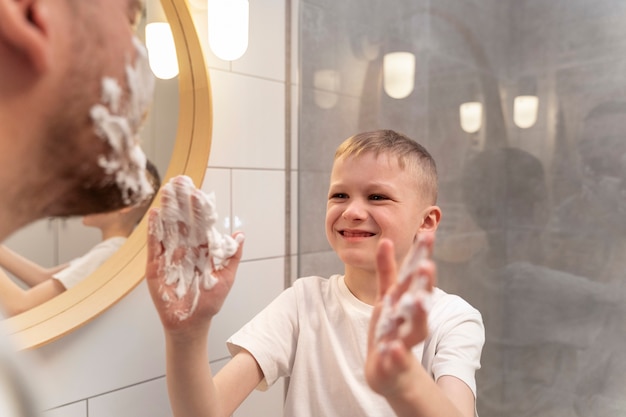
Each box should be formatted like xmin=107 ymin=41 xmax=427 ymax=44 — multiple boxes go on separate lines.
xmin=365 ymin=234 xmax=436 ymax=398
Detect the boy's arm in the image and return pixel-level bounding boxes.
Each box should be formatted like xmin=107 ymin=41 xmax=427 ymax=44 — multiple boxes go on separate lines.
xmin=0 ymin=268 xmax=66 ymax=316
xmin=146 ymin=177 xmax=259 ymax=417
xmin=366 ymin=237 xmax=475 ymax=417
xmin=0 ymin=245 xmax=68 ymax=287
xmin=164 ymin=324 xmax=263 ymax=417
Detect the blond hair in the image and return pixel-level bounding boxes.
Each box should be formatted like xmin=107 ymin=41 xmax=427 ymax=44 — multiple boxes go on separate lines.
xmin=334 ymin=130 xmax=438 ymax=203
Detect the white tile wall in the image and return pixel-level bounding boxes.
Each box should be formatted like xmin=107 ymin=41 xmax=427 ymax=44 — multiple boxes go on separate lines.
xmin=202 ymin=167 xmax=233 ymax=236
xmin=42 ymin=401 xmax=86 ymax=417
xmin=210 ymin=257 xmax=286 ymax=360
xmin=208 ymin=70 xmax=286 ymax=170
xmin=88 ymin=378 xmax=171 ymax=417
xmin=232 ymin=170 xmax=286 ymax=261
xmin=33 ymin=282 xmax=167 ymax=410
xmin=232 ymin=0 xmax=286 ymax=82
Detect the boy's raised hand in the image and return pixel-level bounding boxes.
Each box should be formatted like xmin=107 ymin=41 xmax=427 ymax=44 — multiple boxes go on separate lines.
xmin=365 ymin=233 xmax=436 ymax=399
xmin=145 ymin=175 xmax=244 ymax=336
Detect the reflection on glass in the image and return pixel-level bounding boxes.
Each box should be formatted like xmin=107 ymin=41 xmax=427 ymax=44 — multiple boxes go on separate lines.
xmin=513 ymin=95 xmax=539 ymax=129
xmin=459 ymin=101 xmax=483 ymax=133
xmin=383 ymin=51 xmax=415 ymax=99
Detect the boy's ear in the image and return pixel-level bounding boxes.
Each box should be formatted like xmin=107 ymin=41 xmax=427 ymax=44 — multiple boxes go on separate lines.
xmin=0 ymin=0 xmax=52 ymax=73
xmin=419 ymin=205 xmax=442 ymax=232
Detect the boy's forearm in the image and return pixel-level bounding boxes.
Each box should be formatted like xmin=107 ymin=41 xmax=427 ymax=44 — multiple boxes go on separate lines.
xmin=384 ymin=366 xmax=467 ymax=417
xmin=0 ymin=246 xmax=58 ymax=286
xmin=165 ymin=328 xmax=222 ymax=417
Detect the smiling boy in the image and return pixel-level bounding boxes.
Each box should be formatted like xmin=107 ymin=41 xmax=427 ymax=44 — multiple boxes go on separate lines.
xmin=148 ymin=129 xmax=485 ymax=417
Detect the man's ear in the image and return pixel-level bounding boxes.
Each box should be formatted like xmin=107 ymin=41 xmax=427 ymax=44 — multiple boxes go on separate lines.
xmin=419 ymin=205 xmax=442 ymax=232
xmin=0 ymin=0 xmax=52 ymax=73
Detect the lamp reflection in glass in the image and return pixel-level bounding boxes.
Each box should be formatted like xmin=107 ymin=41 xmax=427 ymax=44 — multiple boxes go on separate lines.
xmin=209 ymin=0 xmax=249 ymax=61
xmin=513 ymin=95 xmax=539 ymax=128
xmin=383 ymin=52 xmax=415 ymax=99
xmin=460 ymin=102 xmax=483 ymax=133
xmin=145 ymin=22 xmax=179 ymax=80
xmin=314 ymin=70 xmax=340 ymax=109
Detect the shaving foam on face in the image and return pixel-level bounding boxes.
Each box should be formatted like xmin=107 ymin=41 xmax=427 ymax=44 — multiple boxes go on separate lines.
xmin=150 ymin=175 xmax=242 ymax=321
xmin=90 ymin=36 xmax=156 ymax=205
xmin=374 ymin=234 xmax=433 ymax=349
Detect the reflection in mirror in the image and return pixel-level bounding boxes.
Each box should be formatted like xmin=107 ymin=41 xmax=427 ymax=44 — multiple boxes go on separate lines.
xmin=0 ymin=0 xmax=178 ymax=318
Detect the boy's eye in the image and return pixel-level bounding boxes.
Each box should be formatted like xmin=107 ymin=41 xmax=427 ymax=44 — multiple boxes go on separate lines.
xmin=369 ymin=194 xmax=388 ymax=201
xmin=331 ymin=193 xmax=348 ymax=199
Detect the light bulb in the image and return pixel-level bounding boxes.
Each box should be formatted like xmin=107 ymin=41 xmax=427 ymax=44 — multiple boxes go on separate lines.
xmin=208 ymin=0 xmax=249 ymax=61
xmin=514 ymin=95 xmax=539 ymax=128
xmin=383 ymin=52 xmax=415 ymax=99
xmin=460 ymin=102 xmax=483 ymax=133
xmin=145 ymin=22 xmax=179 ymax=80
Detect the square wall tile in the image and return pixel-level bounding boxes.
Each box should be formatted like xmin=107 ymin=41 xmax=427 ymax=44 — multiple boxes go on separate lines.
xmin=43 ymin=402 xmax=86 ymax=417
xmin=209 ymin=70 xmax=286 ymax=170
xmin=202 ymin=168 xmax=232 ymax=236
xmin=210 ymin=257 xmax=286 ymax=360
xmin=232 ymin=0 xmax=286 ymax=82
xmin=88 ymin=378 xmax=171 ymax=417
xmin=232 ymin=170 xmax=285 ymax=261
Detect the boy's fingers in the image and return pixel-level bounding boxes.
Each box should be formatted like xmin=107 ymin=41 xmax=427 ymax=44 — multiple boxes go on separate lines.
xmin=376 ymin=239 xmax=397 ymax=299
xmin=146 ymin=208 xmax=164 ymax=266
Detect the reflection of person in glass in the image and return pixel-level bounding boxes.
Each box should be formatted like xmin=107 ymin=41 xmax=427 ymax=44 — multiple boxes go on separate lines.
xmin=456 ymin=146 xmax=618 ymax=417
xmin=0 ymin=161 xmax=160 ymax=317
xmin=546 ymin=101 xmax=626 ymax=415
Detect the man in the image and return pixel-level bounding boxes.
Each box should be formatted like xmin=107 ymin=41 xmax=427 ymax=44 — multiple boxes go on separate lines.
xmin=0 ymin=1 xmax=155 ymax=415
xmin=0 ymin=0 xmax=154 ymax=243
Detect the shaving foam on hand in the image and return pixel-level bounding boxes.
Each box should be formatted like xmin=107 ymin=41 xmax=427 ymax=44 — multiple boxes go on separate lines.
xmin=150 ymin=175 xmax=242 ymax=321
xmin=374 ymin=234 xmax=433 ymax=348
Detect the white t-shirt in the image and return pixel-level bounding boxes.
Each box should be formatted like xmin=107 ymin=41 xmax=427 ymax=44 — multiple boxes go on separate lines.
xmin=227 ymin=275 xmax=484 ymax=417
xmin=52 ymin=237 xmax=127 ymax=290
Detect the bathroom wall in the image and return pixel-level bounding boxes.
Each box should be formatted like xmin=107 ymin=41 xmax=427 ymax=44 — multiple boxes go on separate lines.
xmin=298 ymin=0 xmax=626 ymax=416
xmin=18 ymin=1 xmax=293 ymax=416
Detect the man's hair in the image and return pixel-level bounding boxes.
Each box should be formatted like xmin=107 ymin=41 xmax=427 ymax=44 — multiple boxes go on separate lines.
xmin=334 ymin=129 xmax=438 ymax=203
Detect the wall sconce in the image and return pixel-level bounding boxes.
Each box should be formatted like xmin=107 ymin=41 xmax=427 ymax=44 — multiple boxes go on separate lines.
xmin=208 ymin=0 xmax=249 ymax=61
xmin=459 ymin=102 xmax=483 ymax=133
xmin=145 ymin=22 xmax=179 ymax=80
xmin=513 ymin=95 xmax=539 ymax=128
xmin=383 ymin=52 xmax=415 ymax=99
xmin=314 ymin=69 xmax=340 ymax=109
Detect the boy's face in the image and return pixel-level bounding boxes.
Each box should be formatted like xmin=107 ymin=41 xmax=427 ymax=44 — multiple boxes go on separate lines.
xmin=325 ymin=152 xmax=430 ymax=272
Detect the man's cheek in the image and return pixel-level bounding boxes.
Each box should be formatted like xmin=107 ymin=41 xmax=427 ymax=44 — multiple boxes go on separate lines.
xmin=89 ymin=36 xmax=155 ymax=205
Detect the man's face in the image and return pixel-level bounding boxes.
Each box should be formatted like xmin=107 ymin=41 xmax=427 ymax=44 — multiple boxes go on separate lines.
xmin=36 ymin=0 xmax=154 ymax=218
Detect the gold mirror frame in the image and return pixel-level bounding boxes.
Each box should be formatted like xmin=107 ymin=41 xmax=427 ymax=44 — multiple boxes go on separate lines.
xmin=5 ymin=0 xmax=212 ymax=350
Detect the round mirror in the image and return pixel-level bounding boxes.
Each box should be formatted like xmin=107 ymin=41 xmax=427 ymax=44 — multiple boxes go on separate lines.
xmin=4 ymin=0 xmax=212 ymax=350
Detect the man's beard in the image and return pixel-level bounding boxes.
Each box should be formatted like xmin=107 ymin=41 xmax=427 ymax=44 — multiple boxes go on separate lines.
xmin=34 ymin=36 xmax=155 ymax=219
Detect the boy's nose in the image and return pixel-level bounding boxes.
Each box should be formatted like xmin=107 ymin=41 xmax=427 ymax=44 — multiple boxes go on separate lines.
xmin=342 ymin=200 xmax=367 ymax=221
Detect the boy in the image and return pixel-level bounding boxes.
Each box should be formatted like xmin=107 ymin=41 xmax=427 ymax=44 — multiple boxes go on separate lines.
xmin=0 ymin=160 xmax=161 ymax=317
xmin=147 ymin=130 xmax=484 ymax=417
